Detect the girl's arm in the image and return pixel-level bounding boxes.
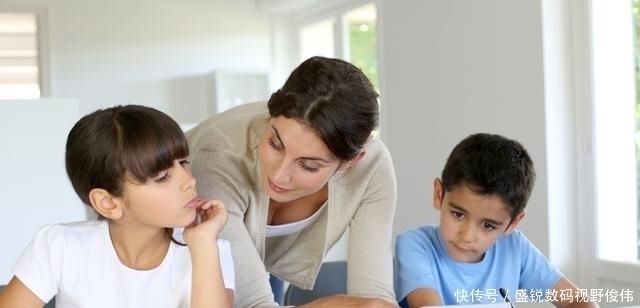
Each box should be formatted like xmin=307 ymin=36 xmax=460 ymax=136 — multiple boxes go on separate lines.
xmin=184 ymin=199 xmax=233 ymax=308
xmin=0 ymin=276 xmax=47 ymax=308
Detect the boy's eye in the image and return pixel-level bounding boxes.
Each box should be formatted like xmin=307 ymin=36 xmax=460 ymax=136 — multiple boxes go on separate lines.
xmin=482 ymin=222 xmax=497 ymax=231
xmin=451 ymin=210 xmax=464 ymax=219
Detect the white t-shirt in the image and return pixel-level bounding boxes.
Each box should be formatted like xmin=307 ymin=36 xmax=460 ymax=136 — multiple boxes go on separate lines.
xmin=12 ymin=220 xmax=234 ymax=308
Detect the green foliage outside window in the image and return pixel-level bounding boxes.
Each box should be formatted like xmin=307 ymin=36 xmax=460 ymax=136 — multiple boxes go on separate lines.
xmin=348 ymin=21 xmax=379 ymax=93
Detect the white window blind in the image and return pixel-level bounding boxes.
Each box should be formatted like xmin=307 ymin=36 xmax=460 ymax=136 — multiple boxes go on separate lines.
xmin=0 ymin=12 xmax=40 ymax=99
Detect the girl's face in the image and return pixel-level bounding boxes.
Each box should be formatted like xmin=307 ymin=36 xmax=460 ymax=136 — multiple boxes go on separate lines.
xmin=432 ymin=179 xmax=523 ymax=263
xmin=258 ymin=116 xmax=342 ymax=203
xmin=119 ymin=159 xmax=199 ymax=228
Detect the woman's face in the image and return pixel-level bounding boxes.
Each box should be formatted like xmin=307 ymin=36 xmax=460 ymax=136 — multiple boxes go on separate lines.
xmin=258 ymin=116 xmax=341 ymax=203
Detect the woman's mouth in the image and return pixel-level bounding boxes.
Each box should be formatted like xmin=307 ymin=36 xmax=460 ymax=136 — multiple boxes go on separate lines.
xmin=268 ymin=179 xmax=290 ymax=193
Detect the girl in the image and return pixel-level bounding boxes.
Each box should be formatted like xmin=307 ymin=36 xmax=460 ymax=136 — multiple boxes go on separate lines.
xmin=0 ymin=105 xmax=234 ymax=308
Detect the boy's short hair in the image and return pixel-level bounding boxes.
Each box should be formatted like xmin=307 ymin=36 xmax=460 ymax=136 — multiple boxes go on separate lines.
xmin=440 ymin=133 xmax=535 ymax=218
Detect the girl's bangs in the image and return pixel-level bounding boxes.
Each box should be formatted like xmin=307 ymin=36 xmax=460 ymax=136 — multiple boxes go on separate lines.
xmin=121 ymin=123 xmax=189 ymax=183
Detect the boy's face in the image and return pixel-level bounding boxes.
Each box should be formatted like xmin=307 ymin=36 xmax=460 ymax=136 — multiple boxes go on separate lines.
xmin=433 ymin=178 xmax=525 ymax=263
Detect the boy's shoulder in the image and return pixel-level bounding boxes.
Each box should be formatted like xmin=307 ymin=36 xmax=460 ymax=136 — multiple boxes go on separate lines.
xmin=396 ymin=224 xmax=440 ymax=249
xmin=397 ymin=224 xmax=438 ymax=239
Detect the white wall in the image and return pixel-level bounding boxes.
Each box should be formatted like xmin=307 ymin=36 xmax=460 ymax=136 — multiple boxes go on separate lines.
xmin=0 ymin=98 xmax=86 ymax=282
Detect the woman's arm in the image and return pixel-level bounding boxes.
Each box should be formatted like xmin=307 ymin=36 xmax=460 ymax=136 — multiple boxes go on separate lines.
xmin=300 ymin=294 xmax=398 ymax=308
xmin=295 ymin=144 xmax=399 ymax=308
xmin=346 ymin=147 xmax=398 ymax=303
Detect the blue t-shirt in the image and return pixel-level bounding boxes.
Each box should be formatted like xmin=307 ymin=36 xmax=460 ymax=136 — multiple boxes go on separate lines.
xmin=394 ymin=225 xmax=561 ymax=307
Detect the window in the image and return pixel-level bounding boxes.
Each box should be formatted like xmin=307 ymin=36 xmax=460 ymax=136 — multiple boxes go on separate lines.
xmin=343 ymin=4 xmax=378 ymax=91
xmin=576 ymin=0 xmax=640 ymax=295
xmin=298 ymin=3 xmax=378 ymax=92
xmin=589 ymin=0 xmax=638 ymax=263
xmin=0 ymin=12 xmax=41 ymax=99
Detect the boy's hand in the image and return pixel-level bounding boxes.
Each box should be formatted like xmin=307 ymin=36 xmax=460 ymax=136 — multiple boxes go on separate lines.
xmin=183 ymin=199 xmax=227 ymax=247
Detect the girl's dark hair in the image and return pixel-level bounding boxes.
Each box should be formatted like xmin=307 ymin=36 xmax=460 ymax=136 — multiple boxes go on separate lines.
xmin=441 ymin=133 xmax=535 ymax=218
xmin=267 ymin=56 xmax=379 ymax=161
xmin=65 ymin=105 xmax=189 ymax=243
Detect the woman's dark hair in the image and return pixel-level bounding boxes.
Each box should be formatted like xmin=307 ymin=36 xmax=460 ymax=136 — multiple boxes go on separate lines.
xmin=65 ymin=105 xmax=189 ymax=243
xmin=440 ymin=133 xmax=535 ymax=218
xmin=267 ymin=56 xmax=379 ymax=161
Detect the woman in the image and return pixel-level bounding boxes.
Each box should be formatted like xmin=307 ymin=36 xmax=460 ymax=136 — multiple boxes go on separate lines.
xmin=187 ymin=56 xmax=397 ymax=308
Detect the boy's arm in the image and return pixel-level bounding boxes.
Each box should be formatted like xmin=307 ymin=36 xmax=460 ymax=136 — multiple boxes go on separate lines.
xmin=394 ymin=229 xmax=442 ymax=308
xmin=549 ymin=277 xmax=599 ymax=308
xmin=405 ymin=288 xmax=442 ymax=308
xmin=0 ymin=276 xmax=46 ymax=308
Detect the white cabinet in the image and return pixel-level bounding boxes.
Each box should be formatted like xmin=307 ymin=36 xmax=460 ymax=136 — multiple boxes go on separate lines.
xmin=210 ymin=71 xmax=271 ymax=114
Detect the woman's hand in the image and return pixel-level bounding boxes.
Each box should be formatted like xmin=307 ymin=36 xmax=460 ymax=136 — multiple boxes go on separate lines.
xmin=183 ymin=199 xmax=227 ymax=247
xmin=300 ymin=295 xmax=398 ymax=308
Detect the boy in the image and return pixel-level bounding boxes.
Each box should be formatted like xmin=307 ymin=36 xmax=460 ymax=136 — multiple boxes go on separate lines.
xmin=394 ymin=133 xmax=598 ymax=308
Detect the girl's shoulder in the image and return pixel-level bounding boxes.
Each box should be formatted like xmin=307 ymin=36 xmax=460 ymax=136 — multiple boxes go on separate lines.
xmin=34 ymin=220 xmax=109 ymax=248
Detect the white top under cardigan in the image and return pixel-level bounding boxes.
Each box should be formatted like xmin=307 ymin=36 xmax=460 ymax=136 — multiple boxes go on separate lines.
xmin=186 ymin=101 xmax=398 ymax=308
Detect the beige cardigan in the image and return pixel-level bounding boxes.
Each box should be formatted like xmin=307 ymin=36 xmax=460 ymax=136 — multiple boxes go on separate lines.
xmin=186 ymin=102 xmax=397 ymax=308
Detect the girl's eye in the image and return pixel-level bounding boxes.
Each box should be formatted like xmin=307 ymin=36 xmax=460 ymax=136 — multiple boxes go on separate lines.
xmin=154 ymin=159 xmax=188 ymax=183
xmin=267 ymin=137 xmax=284 ymax=151
xmin=155 ymin=171 xmax=170 ymax=183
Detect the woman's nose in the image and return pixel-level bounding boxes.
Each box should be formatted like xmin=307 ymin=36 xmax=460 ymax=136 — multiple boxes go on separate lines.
xmin=272 ymin=160 xmax=293 ymax=183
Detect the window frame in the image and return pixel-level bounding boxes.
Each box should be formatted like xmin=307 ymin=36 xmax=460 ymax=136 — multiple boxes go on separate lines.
xmin=574 ymin=0 xmax=640 ymax=293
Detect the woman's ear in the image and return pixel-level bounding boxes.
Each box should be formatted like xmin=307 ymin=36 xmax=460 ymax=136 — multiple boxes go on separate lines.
xmin=339 ymin=150 xmax=366 ymax=170
xmin=88 ymin=188 xmax=124 ymax=220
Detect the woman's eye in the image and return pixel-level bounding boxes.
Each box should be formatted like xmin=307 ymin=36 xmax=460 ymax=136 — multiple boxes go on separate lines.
xmin=299 ymin=161 xmax=319 ymax=173
xmin=267 ymin=138 xmax=284 ymax=151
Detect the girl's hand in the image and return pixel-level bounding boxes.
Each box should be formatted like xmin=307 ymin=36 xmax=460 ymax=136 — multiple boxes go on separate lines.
xmin=183 ymin=199 xmax=227 ymax=247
